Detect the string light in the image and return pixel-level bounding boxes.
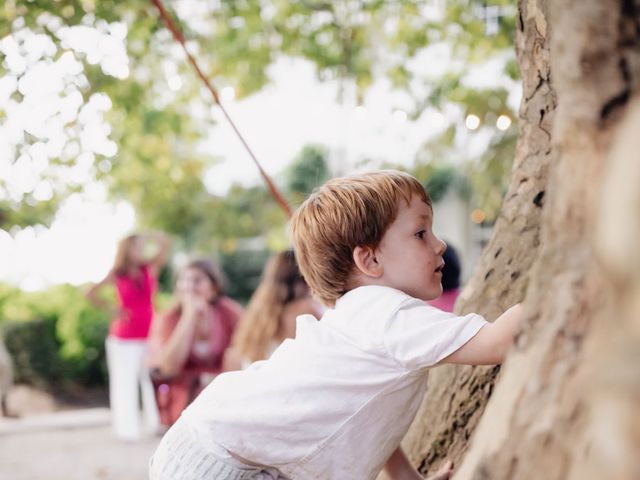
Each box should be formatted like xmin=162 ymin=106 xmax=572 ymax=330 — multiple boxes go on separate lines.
xmin=471 ymin=209 xmax=486 ymax=224
xmin=496 ymin=114 xmax=511 ymax=131
xmin=465 ymin=114 xmax=480 ymax=130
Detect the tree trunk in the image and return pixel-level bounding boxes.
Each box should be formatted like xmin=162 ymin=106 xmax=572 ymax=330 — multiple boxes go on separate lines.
xmin=399 ymin=1 xmax=640 ymax=479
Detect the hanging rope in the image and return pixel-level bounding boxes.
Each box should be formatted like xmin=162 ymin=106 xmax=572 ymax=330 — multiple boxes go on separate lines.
xmin=150 ymin=0 xmax=293 ymax=218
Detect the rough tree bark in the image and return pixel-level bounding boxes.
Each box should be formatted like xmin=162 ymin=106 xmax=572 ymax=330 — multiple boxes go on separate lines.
xmin=392 ymin=0 xmax=556 ymax=475
xmin=396 ymin=1 xmax=640 ymax=479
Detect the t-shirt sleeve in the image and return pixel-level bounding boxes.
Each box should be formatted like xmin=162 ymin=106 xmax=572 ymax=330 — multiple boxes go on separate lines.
xmin=383 ymin=299 xmax=488 ymax=370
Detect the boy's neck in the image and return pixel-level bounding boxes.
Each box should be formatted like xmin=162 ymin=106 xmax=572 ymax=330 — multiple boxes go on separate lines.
xmin=347 ymin=275 xmax=388 ymax=293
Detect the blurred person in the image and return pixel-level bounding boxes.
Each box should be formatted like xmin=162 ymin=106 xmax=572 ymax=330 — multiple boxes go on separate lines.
xmin=225 ymin=249 xmax=323 ymax=370
xmin=147 ymin=258 xmax=243 ymax=428
xmin=86 ymin=231 xmax=170 ymax=440
xmin=428 ymin=242 xmax=461 ymax=313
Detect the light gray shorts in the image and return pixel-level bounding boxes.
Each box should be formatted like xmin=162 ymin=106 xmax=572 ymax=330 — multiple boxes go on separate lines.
xmin=149 ymin=419 xmax=286 ymax=480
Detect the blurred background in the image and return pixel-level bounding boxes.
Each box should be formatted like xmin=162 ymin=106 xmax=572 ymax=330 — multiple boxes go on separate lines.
xmin=0 ymin=0 xmax=519 ymax=478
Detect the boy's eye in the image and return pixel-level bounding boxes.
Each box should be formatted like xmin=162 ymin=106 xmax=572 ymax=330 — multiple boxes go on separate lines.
xmin=415 ymin=230 xmax=426 ymax=239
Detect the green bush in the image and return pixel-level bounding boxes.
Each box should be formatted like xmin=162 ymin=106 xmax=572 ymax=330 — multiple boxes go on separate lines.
xmin=0 ymin=283 xmax=110 ymax=390
xmin=220 ymin=249 xmax=271 ymax=304
xmin=2 ymin=318 xmax=62 ymax=389
xmin=56 ymin=294 xmax=110 ymax=386
xmin=0 ymin=284 xmax=47 ymax=323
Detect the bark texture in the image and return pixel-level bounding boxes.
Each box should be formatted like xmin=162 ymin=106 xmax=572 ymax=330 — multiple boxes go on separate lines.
xmin=399 ymin=1 xmax=640 ymax=478
xmin=397 ymin=0 xmax=556 ymax=475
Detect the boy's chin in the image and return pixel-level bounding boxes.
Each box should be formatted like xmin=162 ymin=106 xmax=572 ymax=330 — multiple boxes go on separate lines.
xmin=421 ymin=287 xmax=443 ymax=302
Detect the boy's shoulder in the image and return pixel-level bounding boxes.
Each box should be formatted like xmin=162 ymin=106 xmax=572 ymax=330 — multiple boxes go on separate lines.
xmin=332 ymin=285 xmax=424 ymax=321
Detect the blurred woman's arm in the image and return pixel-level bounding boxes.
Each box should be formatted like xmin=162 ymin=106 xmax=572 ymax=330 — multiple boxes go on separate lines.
xmin=85 ymin=273 xmax=114 ymax=312
xmin=145 ymin=232 xmax=171 ymax=275
xmin=147 ymin=296 xmax=203 ymax=377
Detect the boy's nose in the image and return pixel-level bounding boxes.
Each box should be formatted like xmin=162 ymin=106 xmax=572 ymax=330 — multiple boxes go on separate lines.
xmin=435 ymin=236 xmax=447 ymax=256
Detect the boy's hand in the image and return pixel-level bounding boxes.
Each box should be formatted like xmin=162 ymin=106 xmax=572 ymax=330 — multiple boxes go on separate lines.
xmin=425 ymin=460 xmax=453 ymax=480
xmin=440 ymin=303 xmax=523 ymax=366
xmin=385 ymin=447 xmax=453 ymax=480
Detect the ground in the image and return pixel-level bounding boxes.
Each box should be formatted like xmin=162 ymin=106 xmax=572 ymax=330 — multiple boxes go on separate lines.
xmin=0 ymin=385 xmax=160 ymax=480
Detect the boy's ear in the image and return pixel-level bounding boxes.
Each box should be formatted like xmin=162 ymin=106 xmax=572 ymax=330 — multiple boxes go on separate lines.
xmin=353 ymin=245 xmax=383 ymax=278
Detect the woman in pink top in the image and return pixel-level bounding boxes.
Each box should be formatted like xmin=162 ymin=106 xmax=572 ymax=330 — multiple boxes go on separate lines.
xmin=87 ymin=232 xmax=170 ymax=440
xmin=147 ymin=258 xmax=243 ymax=428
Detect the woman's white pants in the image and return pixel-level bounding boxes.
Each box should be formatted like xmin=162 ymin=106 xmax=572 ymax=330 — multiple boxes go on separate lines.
xmin=105 ymin=336 xmax=159 ymax=440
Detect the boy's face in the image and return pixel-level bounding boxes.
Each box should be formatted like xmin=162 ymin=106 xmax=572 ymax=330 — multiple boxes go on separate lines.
xmin=375 ymin=194 xmax=447 ymax=301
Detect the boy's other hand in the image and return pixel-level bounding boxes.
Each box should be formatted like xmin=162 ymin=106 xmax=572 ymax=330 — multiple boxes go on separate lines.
xmin=424 ymin=460 xmax=453 ymax=480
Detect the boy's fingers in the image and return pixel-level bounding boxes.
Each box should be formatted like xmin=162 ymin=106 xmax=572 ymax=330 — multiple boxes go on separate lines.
xmin=436 ymin=460 xmax=453 ymax=473
xmin=424 ymin=460 xmax=454 ymax=480
xmin=425 ymin=471 xmax=451 ymax=480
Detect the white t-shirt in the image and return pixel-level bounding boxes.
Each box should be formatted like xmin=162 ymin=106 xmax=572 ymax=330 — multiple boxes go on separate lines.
xmin=182 ymin=286 xmax=487 ymax=480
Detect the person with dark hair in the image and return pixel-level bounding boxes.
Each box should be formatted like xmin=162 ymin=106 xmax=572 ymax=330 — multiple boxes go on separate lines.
xmin=428 ymin=243 xmax=462 ymax=313
xmin=147 ymin=258 xmax=243 ymax=428
xmin=86 ymin=231 xmax=170 ymax=441
xmin=225 ymin=249 xmax=322 ymax=370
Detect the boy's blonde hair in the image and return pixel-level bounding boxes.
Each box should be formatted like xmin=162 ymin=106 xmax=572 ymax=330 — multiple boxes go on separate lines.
xmin=291 ymin=170 xmax=430 ymax=307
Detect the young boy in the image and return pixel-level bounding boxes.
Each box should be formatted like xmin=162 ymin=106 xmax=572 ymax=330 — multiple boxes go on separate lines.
xmin=150 ymin=170 xmax=522 ymax=480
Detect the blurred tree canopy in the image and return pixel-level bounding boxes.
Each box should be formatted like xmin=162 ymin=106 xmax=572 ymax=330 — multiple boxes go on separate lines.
xmin=286 ymin=145 xmax=331 ymax=201
xmin=1 ymin=0 xmax=518 ymax=243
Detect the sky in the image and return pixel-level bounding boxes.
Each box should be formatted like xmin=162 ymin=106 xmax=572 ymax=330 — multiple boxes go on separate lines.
xmin=202 ymin=55 xmax=453 ymax=196
xmin=0 ymin=17 xmax=520 ymax=291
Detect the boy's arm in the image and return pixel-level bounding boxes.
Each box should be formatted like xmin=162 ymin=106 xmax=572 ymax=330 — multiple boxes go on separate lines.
xmin=384 ymin=447 xmax=423 ymax=480
xmin=384 ymin=448 xmax=454 ymax=480
xmin=440 ymin=303 xmax=523 ymax=365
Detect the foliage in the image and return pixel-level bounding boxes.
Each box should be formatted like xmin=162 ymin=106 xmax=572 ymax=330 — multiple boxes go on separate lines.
xmin=219 ymin=248 xmax=272 ymax=305
xmin=1 ymin=0 xmax=518 ymax=238
xmin=194 ymin=184 xmax=288 ymax=252
xmin=0 ymin=0 xmax=215 ymax=232
xmin=286 ymin=144 xmax=331 ymax=202
xmin=0 ymin=196 xmax=63 ymax=231
xmin=2 ymin=318 xmax=63 ymax=389
xmin=55 ymin=290 xmax=110 ymax=385
xmin=414 ymin=82 xmax=518 ymax=223
xmin=422 ymin=165 xmax=463 ymax=203
xmin=466 ymin=126 xmax=518 ymax=221
xmin=0 ymin=283 xmax=108 ymax=388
